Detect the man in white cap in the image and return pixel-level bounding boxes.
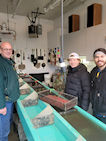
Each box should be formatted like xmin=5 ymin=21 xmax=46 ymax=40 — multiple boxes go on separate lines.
xmin=65 ymin=52 xmax=90 ymax=111
xmin=90 ymin=48 xmax=106 ymax=124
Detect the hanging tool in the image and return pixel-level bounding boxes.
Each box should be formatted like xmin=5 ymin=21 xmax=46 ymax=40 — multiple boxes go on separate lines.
xmin=18 ymin=50 xmax=25 ymax=70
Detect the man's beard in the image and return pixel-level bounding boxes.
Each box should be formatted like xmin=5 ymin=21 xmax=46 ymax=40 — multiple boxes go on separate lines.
xmin=96 ymin=60 xmax=106 ymax=68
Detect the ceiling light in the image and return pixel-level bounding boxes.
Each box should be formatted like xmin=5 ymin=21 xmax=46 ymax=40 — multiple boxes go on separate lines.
xmin=44 ymin=0 xmax=76 ymax=13
xmin=44 ymin=0 xmax=61 ymax=13
xmin=63 ymin=0 xmax=74 ymax=7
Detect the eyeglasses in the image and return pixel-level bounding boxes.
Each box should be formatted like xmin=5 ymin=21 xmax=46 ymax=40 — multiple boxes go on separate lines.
xmin=0 ymin=48 xmax=13 ymax=51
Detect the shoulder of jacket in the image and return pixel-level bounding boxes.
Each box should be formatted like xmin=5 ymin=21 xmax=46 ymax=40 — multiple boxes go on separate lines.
xmin=103 ymin=67 xmax=106 ymax=72
xmin=0 ymin=57 xmax=7 ymax=71
xmin=91 ymin=66 xmax=98 ymax=73
xmin=78 ymin=71 xmax=89 ymax=81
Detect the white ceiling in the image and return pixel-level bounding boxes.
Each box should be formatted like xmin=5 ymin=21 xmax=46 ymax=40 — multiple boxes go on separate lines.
xmin=0 ymin=0 xmax=87 ymax=20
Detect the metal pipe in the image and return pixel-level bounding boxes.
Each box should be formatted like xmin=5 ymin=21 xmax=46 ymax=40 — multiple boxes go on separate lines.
xmin=61 ymin=0 xmax=64 ymax=59
xmin=60 ymin=0 xmax=66 ymax=84
xmin=13 ymin=0 xmax=23 ymax=16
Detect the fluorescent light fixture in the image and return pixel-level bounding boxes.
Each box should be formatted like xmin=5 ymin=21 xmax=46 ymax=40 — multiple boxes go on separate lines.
xmin=63 ymin=0 xmax=74 ymax=7
xmin=44 ymin=0 xmax=61 ymax=13
xmin=44 ymin=0 xmax=76 ymax=13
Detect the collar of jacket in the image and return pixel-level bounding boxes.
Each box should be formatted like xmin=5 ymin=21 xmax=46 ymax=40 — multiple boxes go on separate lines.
xmin=68 ymin=63 xmax=87 ymax=73
xmin=95 ymin=66 xmax=106 ymax=73
xmin=0 ymin=55 xmax=15 ymax=66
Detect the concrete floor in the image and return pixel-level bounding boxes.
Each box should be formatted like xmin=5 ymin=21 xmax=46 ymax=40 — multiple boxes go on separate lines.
xmin=8 ymin=124 xmax=19 ymax=141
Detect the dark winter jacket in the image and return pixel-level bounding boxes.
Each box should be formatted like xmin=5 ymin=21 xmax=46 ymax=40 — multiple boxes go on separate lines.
xmin=90 ymin=66 xmax=106 ymax=114
xmin=0 ymin=55 xmax=20 ymax=109
xmin=65 ymin=63 xmax=90 ymax=111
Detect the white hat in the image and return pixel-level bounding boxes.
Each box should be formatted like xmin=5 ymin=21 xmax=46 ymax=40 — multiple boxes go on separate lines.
xmin=69 ymin=52 xmax=80 ymax=59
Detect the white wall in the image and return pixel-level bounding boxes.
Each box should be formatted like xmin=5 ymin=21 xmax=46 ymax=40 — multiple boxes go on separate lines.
xmin=47 ymin=28 xmax=61 ymax=49
xmin=0 ymin=12 xmax=54 ymax=74
xmin=1 ymin=0 xmax=106 ymax=75
xmin=53 ymin=0 xmax=106 ymax=60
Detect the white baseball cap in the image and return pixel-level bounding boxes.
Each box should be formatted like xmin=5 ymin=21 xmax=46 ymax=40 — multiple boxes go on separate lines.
xmin=69 ymin=52 xmax=80 ymax=59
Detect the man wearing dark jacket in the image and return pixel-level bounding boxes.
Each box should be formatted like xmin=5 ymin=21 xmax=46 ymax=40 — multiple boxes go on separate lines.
xmin=90 ymin=48 xmax=106 ymax=124
xmin=65 ymin=52 xmax=90 ymax=111
xmin=0 ymin=42 xmax=20 ymax=141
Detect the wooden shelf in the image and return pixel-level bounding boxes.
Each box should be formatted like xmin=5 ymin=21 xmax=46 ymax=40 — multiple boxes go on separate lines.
xmin=68 ymin=15 xmax=80 ymax=33
xmin=87 ymin=3 xmax=102 ymax=27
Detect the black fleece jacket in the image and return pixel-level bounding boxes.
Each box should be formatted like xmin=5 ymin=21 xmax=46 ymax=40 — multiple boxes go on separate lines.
xmin=65 ymin=63 xmax=90 ymax=111
xmin=90 ymin=66 xmax=106 ymax=114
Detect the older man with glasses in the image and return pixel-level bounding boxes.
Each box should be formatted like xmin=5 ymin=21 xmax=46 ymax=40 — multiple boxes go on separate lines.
xmin=0 ymin=42 xmax=20 ymax=141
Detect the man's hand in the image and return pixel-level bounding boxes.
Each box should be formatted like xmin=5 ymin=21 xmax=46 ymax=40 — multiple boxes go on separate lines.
xmin=0 ymin=107 xmax=7 ymax=115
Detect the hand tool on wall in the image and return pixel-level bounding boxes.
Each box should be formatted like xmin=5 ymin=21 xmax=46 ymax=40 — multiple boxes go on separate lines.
xmin=38 ymin=49 xmax=43 ymax=60
xmin=18 ymin=50 xmax=25 ymax=70
xmin=48 ymin=49 xmax=51 ymax=63
xmin=34 ymin=48 xmax=40 ymax=68
xmin=16 ymin=49 xmax=20 ymax=58
xmin=23 ymin=51 xmax=25 ymax=60
xmin=42 ymin=49 xmax=46 ymax=68
xmin=31 ymin=49 xmax=35 ymax=62
xmin=33 ymin=49 xmax=38 ymax=66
